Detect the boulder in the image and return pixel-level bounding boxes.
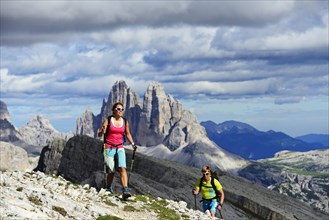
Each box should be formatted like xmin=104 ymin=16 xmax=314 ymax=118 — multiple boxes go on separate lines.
xmin=34 ymin=138 xmax=67 ymax=174
xmin=0 ymin=141 xmax=29 ymax=171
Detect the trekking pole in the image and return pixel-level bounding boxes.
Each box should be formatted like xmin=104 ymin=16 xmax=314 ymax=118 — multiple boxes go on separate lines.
xmin=103 ymin=144 xmax=107 ymax=189
xmin=194 ymin=194 xmax=197 ymax=210
xmin=219 ymin=210 xmax=223 ymax=219
xmin=128 ymin=147 xmax=137 ymax=182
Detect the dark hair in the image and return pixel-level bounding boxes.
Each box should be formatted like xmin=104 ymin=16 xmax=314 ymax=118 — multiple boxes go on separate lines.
xmin=112 ymin=102 xmax=124 ymax=114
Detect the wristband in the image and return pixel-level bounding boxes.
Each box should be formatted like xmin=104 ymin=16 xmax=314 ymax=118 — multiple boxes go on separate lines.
xmin=218 ymin=203 xmax=222 ymax=207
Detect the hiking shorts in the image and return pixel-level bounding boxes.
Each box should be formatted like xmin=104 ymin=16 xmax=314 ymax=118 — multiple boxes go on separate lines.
xmin=104 ymin=148 xmax=126 ymax=172
xmin=202 ymin=199 xmax=219 ymax=215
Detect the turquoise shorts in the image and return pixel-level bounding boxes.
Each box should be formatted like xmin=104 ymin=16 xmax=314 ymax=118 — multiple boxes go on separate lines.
xmin=202 ymin=199 xmax=219 ymax=215
xmin=104 ymin=148 xmax=126 ymax=172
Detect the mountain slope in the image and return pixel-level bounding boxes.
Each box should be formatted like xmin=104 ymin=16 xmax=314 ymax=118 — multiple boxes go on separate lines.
xmin=201 ymin=120 xmax=326 ymax=159
xmin=239 ymin=149 xmax=329 ymax=214
xmin=34 ymin=135 xmax=329 ymax=220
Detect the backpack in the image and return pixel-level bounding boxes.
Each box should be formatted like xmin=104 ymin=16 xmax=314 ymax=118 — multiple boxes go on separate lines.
xmin=104 ymin=115 xmax=127 ymax=145
xmin=199 ymin=170 xmax=221 ymax=200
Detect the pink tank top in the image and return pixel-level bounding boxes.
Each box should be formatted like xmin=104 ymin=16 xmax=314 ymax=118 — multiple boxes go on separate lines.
xmin=105 ymin=117 xmax=125 ymax=149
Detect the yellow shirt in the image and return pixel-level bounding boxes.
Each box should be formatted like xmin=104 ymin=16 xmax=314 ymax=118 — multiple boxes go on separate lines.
xmin=195 ymin=177 xmax=222 ymax=199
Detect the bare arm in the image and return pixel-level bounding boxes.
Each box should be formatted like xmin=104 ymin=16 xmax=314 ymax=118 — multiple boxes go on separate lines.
xmin=125 ymin=121 xmax=136 ymax=150
xmin=217 ymin=189 xmax=224 ymax=210
xmin=97 ymin=119 xmax=108 ymax=137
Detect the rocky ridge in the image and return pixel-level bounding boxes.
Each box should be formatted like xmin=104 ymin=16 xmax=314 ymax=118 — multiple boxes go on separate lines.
xmin=262 ymin=150 xmax=329 ymax=213
xmin=0 ymin=170 xmax=214 ymax=220
xmin=0 ymin=100 xmax=22 ymax=142
xmin=33 ymin=135 xmax=329 ymax=220
xmin=0 ymin=101 xmax=11 ymax=122
xmin=0 ymin=100 xmax=73 ymax=155
xmin=239 ymin=149 xmax=329 ymax=214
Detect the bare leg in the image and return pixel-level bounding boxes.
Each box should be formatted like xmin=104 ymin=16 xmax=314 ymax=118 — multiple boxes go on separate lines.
xmin=119 ymin=167 xmax=128 ymax=187
xmin=107 ymin=172 xmax=115 ymax=186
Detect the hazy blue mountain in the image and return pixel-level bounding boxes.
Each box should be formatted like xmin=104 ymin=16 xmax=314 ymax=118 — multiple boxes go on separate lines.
xmin=295 ymin=134 xmax=329 ymax=147
xmin=201 ymin=120 xmax=327 ymax=159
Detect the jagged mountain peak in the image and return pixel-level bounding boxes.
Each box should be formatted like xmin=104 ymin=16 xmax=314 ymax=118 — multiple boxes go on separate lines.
xmin=18 ymin=115 xmax=73 ymax=150
xmin=0 ymin=100 xmax=11 ymax=122
xmin=0 ymin=100 xmax=22 ymax=142
xmin=148 ymin=81 xmax=163 ymax=87
xmin=77 ymin=80 xmax=247 ymax=172
xmin=25 ymin=115 xmax=57 ymax=131
xmin=106 ymin=80 xmax=142 ymax=113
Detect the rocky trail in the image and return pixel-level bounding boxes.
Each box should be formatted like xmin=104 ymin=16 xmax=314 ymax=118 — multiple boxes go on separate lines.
xmin=0 ymin=170 xmax=217 ymax=220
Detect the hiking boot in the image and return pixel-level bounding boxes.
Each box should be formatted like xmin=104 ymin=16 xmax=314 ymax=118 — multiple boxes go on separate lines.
xmin=122 ymin=187 xmax=131 ymax=200
xmin=106 ymin=186 xmax=114 ymax=194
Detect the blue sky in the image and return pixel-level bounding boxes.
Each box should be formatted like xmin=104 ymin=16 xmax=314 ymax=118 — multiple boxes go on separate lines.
xmin=1 ymin=1 xmax=328 ymax=137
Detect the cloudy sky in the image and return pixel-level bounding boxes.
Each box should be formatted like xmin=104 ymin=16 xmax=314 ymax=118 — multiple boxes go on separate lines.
xmin=1 ymin=0 xmax=328 ymax=137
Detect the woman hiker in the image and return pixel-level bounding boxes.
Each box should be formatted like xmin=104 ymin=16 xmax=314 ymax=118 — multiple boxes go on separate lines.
xmin=98 ymin=102 xmax=137 ymax=199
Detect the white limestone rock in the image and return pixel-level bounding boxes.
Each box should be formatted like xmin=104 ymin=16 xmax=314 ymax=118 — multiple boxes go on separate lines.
xmin=18 ymin=115 xmax=73 ymax=148
xmin=0 ymin=141 xmax=29 ymax=171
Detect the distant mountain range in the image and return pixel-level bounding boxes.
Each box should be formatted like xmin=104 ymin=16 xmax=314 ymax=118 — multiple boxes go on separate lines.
xmin=295 ymin=134 xmax=329 ymax=147
xmin=0 ymin=100 xmax=73 ymax=156
xmin=201 ymin=120 xmax=328 ymax=160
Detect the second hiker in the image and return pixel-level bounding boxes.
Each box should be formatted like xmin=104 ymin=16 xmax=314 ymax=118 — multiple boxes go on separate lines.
xmin=192 ymin=165 xmax=225 ymax=217
xmin=98 ymin=102 xmax=137 ymax=199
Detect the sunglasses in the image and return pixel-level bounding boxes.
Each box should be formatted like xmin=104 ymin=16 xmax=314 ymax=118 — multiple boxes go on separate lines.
xmin=115 ymin=107 xmax=124 ymax=111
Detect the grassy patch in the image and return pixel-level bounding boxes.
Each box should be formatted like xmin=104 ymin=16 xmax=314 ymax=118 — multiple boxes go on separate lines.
xmin=286 ymin=168 xmax=329 ymax=177
xmin=123 ymin=205 xmax=138 ymax=212
xmin=104 ymin=199 xmax=118 ymax=207
xmin=134 ymin=195 xmax=149 ymax=203
xmin=96 ymin=215 xmax=123 ymax=220
xmin=16 ymin=187 xmax=23 ymax=192
xmin=28 ymin=196 xmax=42 ymax=206
xmin=52 ymin=205 xmax=67 ymax=217
xmin=149 ymin=199 xmax=180 ymax=220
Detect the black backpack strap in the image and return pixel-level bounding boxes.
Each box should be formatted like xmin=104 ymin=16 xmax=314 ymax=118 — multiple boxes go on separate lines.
xmin=123 ymin=117 xmax=127 ymax=142
xmin=211 ymin=176 xmax=221 ymax=200
xmin=104 ymin=115 xmax=113 ymax=143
